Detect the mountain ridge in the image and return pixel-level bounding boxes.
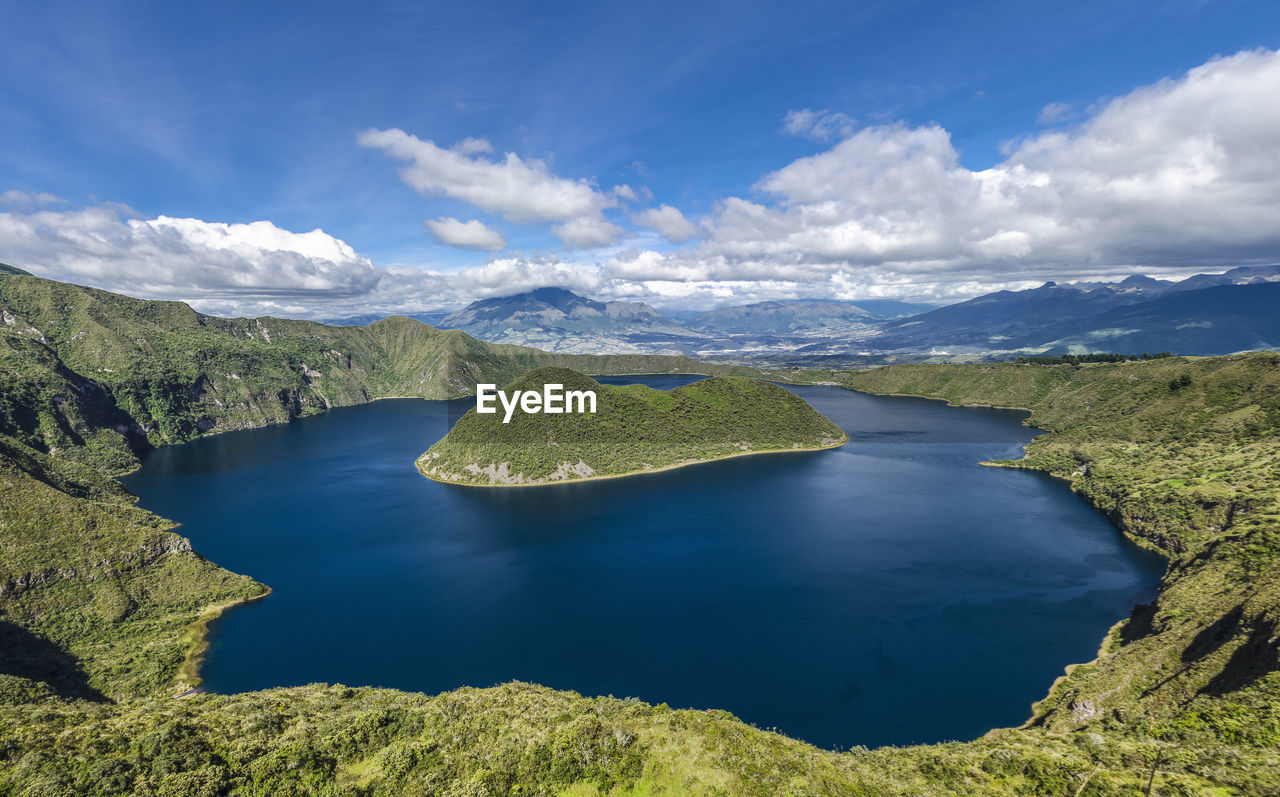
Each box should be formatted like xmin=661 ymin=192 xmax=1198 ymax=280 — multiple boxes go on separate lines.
xmin=870 ymin=266 xmax=1280 ymax=356
xmin=417 ymin=265 xmax=1280 ymax=360
xmin=20 ymin=260 xmax=1274 ymax=362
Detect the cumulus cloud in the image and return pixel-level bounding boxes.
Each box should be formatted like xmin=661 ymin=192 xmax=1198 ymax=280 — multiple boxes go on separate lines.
xmin=452 ymin=136 xmax=494 ymax=155
xmin=630 ymin=204 xmax=699 ymax=243
xmin=685 ymin=47 xmax=1280 ymax=288
xmin=358 ymin=128 xmax=615 ymax=224
xmin=587 ymin=49 xmax=1280 ymax=305
xmin=359 ymin=127 xmax=629 ymax=251
xmin=423 ymin=217 xmax=506 ymax=251
xmin=0 ymin=206 xmax=386 ymax=306
xmin=6 ymin=49 xmax=1280 ymax=317
xmin=782 ymin=108 xmax=857 ymax=142
xmin=0 ymin=202 xmax=600 ymax=317
xmin=550 ymin=216 xmax=627 ymax=248
xmin=448 ymin=255 xmax=603 ymax=297
xmin=603 ymin=249 xmax=701 ymax=281
xmin=0 ymin=197 xmax=1109 ymax=322
xmin=595 ymin=248 xmax=1039 ymax=310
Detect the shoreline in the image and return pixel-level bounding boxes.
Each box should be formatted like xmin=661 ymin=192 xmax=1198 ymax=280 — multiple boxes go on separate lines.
xmin=819 ymin=379 xmax=1174 ymax=730
xmin=159 ymin=373 xmax=1163 ymax=748
xmin=416 ymin=433 xmax=849 ymax=488
xmin=174 ymin=585 xmax=273 ymax=695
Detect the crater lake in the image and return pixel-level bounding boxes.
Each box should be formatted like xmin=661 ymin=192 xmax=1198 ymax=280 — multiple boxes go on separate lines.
xmin=120 ymin=377 xmax=1165 ymax=749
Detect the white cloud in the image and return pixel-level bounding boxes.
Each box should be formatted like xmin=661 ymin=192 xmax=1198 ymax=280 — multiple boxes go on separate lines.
xmin=0 ymin=207 xmax=385 ymax=303
xmin=7 ymin=48 xmax=1280 ymax=318
xmin=630 ymin=204 xmax=699 ymax=243
xmin=1 ymin=190 xmax=65 ymax=208
xmin=685 ymin=47 xmax=1280 ymax=286
xmin=423 ymin=217 xmax=506 ymax=251
xmin=603 ymin=249 xmax=698 ymax=281
xmin=782 ymin=108 xmax=857 ymax=142
xmin=0 ymin=199 xmax=1099 ymax=322
xmin=452 ymin=136 xmax=494 ymax=155
xmin=0 ymin=202 xmax=601 ymax=317
xmin=447 ymin=256 xmax=603 ymax=298
xmin=357 ymin=128 xmax=615 ymax=224
xmin=550 ymin=216 xmax=627 ymax=248
xmin=1036 ymin=102 xmax=1073 ymax=125
xmin=142 ymin=216 xmax=365 ymax=267
xmin=359 ymin=127 xmax=627 ymax=252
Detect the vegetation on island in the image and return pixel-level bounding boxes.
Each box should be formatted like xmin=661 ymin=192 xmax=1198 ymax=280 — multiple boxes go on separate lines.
xmin=418 ymin=368 xmax=846 ymax=485
xmin=1 ymin=265 xmax=1279 ymax=794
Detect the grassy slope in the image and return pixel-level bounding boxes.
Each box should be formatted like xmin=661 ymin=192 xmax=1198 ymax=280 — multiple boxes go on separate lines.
xmin=1 ymin=268 xmax=1278 ymax=793
xmin=0 ymin=434 xmax=264 ymax=704
xmin=419 ymin=368 xmax=846 ymax=485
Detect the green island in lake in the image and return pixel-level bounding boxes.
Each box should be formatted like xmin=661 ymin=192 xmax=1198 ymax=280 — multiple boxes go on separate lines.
xmin=417 ymin=367 xmax=847 ymax=486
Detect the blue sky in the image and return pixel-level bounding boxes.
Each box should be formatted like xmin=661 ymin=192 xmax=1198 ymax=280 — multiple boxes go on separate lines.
xmin=2 ymin=0 xmax=1279 ymax=317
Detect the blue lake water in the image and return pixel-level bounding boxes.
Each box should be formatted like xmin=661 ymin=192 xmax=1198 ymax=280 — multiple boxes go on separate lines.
xmin=120 ymin=376 xmax=1165 ymax=749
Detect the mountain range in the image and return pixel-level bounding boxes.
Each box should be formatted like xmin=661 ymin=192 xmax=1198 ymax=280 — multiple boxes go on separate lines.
xmin=427 ymin=266 xmax=1280 ymax=362
xmin=436 ymin=287 xmax=696 ymax=354
xmin=432 ymin=288 xmax=935 ymax=357
xmin=861 ymin=266 xmax=1280 ymax=358
xmin=6 ymin=260 xmax=1277 ymax=363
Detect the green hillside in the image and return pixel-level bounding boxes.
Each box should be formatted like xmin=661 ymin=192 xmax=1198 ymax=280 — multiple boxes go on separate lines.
xmin=0 ymin=270 xmax=756 ymax=475
xmin=1 ymin=268 xmax=1279 ymax=794
xmin=418 ymin=368 xmax=846 ymax=485
xmin=0 ymin=433 xmax=264 ymax=704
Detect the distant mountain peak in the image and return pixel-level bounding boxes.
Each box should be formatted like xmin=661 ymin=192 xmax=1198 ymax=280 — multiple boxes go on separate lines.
xmin=527 ymin=286 xmax=586 ymax=311
xmin=530 ymin=286 xmax=576 ymax=298
xmin=1120 ymin=274 xmax=1162 ymax=285
xmin=429 ymin=266 xmax=1280 ymax=360
xmin=438 ymin=286 xmax=690 ymax=352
